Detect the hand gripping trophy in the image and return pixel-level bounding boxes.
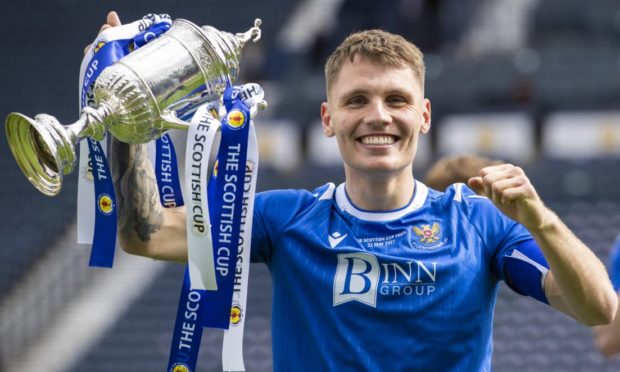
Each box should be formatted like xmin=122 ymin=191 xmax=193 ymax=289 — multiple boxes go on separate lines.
xmin=5 ymin=17 xmax=264 ymax=196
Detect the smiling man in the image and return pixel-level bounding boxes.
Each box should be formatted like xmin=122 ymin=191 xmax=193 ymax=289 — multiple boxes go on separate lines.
xmin=106 ymin=18 xmax=617 ymax=371
xmin=320 ymin=33 xmax=430 ymax=212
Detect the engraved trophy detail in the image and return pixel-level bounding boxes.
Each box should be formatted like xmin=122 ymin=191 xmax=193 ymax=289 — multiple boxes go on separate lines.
xmin=5 ymin=18 xmax=262 ymax=196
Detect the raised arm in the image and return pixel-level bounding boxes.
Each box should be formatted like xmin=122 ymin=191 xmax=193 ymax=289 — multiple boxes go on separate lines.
xmin=110 ymin=140 xmax=188 ymax=262
xmin=93 ymin=11 xmax=188 ymax=262
xmin=468 ymin=164 xmax=617 ymax=326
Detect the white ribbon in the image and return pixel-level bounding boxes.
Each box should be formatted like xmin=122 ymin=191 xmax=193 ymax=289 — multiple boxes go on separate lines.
xmin=222 ymin=119 xmax=259 ymax=372
xmin=185 ymin=104 xmax=221 ymax=290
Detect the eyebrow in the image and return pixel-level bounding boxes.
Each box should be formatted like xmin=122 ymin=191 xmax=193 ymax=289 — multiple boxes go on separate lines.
xmin=339 ymin=88 xmax=415 ymax=104
xmin=338 ymin=88 xmax=367 ymax=102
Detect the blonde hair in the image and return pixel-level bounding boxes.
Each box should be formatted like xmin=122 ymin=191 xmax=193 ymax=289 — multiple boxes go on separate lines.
xmin=324 ymin=29 xmax=425 ymax=94
xmin=424 ymin=154 xmax=503 ymax=191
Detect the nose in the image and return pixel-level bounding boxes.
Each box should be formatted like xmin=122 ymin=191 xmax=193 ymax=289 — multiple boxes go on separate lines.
xmin=364 ymin=99 xmax=392 ymax=126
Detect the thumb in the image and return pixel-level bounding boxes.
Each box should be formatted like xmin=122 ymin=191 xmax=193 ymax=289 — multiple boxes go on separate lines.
xmin=467 ymin=177 xmax=485 ymax=196
xmin=107 ymin=11 xmax=122 ymax=26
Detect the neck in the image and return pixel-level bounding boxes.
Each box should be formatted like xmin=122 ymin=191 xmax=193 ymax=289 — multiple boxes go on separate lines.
xmin=344 ymin=169 xmax=416 ymax=211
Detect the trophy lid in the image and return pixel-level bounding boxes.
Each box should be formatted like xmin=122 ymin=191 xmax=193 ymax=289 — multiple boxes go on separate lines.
xmin=163 ymin=18 xmax=263 ymax=93
xmin=196 ymin=19 xmax=263 ymax=90
xmin=199 ymin=18 xmax=262 ymax=61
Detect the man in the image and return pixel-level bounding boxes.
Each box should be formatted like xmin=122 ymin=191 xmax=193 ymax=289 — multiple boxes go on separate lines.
xmin=102 ymin=12 xmax=617 ymax=371
xmin=594 ymin=235 xmax=620 ymax=357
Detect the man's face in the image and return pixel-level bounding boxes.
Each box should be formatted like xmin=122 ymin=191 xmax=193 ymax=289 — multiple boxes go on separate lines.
xmin=321 ymin=55 xmax=431 ymax=178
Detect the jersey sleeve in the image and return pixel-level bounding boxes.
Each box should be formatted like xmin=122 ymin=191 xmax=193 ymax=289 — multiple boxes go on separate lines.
xmin=455 ymin=184 xmax=550 ymax=304
xmin=495 ymin=239 xmax=549 ymax=303
xmin=251 ymin=191 xmax=275 ymax=263
xmin=609 ymin=234 xmax=620 ymax=291
xmin=251 ymin=185 xmax=328 ymax=264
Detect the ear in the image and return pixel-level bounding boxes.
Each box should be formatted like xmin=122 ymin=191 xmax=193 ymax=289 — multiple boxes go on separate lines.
xmin=320 ymin=102 xmax=335 ymax=137
xmin=419 ymin=98 xmax=432 ymax=134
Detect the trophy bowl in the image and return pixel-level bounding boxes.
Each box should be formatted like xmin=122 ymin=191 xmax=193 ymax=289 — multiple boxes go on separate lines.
xmin=5 ymin=18 xmax=262 ymax=196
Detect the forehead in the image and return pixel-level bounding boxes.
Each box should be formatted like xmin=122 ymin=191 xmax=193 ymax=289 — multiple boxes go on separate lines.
xmin=329 ymin=55 xmax=422 ymax=99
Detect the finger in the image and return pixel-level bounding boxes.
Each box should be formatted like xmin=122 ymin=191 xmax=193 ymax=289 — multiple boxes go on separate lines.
xmin=107 ymin=11 xmax=122 ymax=27
xmin=481 ymin=169 xmax=522 ymax=202
xmin=498 ymin=185 xmax=531 ymax=205
xmin=490 ymin=177 xmax=527 ymax=205
xmin=98 ymin=23 xmax=112 ymax=34
xmin=86 ymin=12 xmax=122 ymax=56
xmin=481 ymin=167 xmax=518 ymax=186
xmin=467 ymin=177 xmax=486 ymax=196
xmin=98 ymin=12 xmax=121 ymax=34
xmin=479 ymin=163 xmax=514 ymax=175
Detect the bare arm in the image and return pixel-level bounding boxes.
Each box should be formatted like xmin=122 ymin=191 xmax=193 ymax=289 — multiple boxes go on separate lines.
xmin=531 ymin=212 xmax=615 ymax=326
xmin=469 ymin=164 xmax=617 ymax=326
xmin=110 ymin=139 xmax=188 ymax=262
xmin=593 ymin=291 xmax=620 ymax=357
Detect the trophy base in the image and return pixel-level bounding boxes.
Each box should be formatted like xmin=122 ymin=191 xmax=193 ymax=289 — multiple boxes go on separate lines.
xmin=5 ymin=113 xmax=68 ymax=196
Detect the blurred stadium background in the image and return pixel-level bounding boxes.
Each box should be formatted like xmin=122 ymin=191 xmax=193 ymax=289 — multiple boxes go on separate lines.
xmin=1 ymin=0 xmax=620 ymax=370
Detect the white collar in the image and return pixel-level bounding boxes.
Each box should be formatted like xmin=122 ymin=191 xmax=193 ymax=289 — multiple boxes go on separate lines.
xmin=335 ymin=181 xmax=428 ymax=222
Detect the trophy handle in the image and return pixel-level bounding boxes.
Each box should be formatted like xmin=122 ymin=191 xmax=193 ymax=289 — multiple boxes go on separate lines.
xmin=235 ymin=19 xmax=262 ymax=45
xmin=160 ymin=110 xmax=193 ymax=129
xmin=160 ymin=99 xmax=268 ymax=130
xmin=159 ymin=93 xmax=218 ymax=129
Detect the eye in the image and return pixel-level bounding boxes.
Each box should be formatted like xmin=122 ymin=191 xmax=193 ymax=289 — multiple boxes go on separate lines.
xmin=346 ymin=96 xmax=367 ymax=107
xmin=386 ymin=95 xmax=408 ymax=106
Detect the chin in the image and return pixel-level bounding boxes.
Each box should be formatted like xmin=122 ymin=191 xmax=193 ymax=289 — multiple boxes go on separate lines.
xmin=351 ymin=161 xmax=410 ymax=176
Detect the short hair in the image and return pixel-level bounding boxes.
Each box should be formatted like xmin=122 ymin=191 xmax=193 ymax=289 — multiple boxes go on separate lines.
xmin=424 ymin=154 xmax=504 ymax=191
xmin=324 ymin=29 xmax=425 ymax=94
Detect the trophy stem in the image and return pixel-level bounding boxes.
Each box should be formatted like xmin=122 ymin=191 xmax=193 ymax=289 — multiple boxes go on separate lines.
xmin=67 ymin=103 xmax=112 ymax=142
xmin=4 ymin=103 xmax=111 ymax=196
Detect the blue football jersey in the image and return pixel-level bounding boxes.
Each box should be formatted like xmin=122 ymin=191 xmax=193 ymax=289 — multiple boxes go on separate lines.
xmin=609 ymin=234 xmax=620 ymax=291
xmin=251 ymin=181 xmax=549 ymax=371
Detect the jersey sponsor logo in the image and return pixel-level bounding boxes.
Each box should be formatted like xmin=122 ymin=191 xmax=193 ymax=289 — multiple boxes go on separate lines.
xmin=333 ymin=253 xmax=438 ymax=307
xmin=333 ymin=253 xmax=380 ymax=307
xmin=328 ymin=232 xmax=347 ymax=248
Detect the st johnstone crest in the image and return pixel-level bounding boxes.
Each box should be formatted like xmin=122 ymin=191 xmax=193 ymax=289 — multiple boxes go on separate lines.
xmin=413 ymin=222 xmax=441 ymax=245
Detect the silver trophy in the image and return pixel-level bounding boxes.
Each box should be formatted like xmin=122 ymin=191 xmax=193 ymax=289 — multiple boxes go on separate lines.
xmin=5 ymin=18 xmax=262 ymax=196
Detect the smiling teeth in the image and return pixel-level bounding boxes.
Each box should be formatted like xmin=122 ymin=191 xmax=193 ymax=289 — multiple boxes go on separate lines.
xmin=361 ymin=136 xmax=394 ymax=145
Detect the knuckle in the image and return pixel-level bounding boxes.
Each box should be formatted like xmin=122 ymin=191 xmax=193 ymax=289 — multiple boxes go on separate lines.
xmin=491 ymin=183 xmax=503 ymax=195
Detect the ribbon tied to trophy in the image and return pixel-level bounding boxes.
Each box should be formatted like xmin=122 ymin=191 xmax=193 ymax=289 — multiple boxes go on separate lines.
xmin=4 ymin=13 xmax=265 ymax=372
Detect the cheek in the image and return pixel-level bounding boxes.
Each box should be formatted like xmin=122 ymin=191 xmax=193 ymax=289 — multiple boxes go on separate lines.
xmin=332 ymin=118 xmax=354 ymax=139
xmin=336 ymin=132 xmax=354 ymax=150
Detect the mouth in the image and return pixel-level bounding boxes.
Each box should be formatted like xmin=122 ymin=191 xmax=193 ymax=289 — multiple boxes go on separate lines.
xmin=357 ymin=134 xmax=399 ymax=146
